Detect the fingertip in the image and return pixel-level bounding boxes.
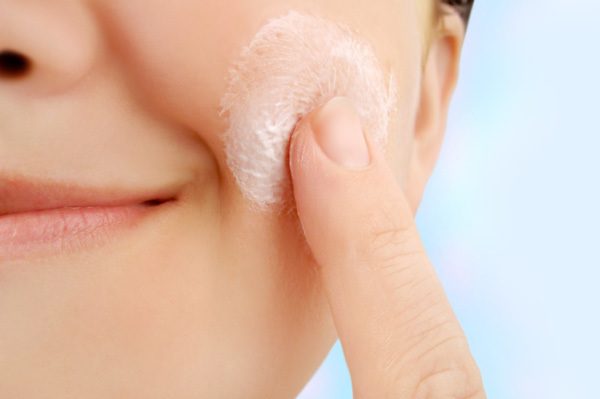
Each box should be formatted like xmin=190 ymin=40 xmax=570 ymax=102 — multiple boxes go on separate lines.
xmin=289 ymin=96 xmax=374 ymax=183
xmin=310 ymin=97 xmax=371 ymax=170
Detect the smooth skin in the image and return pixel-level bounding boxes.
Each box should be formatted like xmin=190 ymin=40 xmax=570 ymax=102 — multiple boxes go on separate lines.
xmin=0 ymin=0 xmax=482 ymax=397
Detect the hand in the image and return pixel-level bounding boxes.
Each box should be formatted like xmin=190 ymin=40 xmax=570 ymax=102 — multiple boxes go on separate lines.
xmin=289 ymin=97 xmax=485 ymax=398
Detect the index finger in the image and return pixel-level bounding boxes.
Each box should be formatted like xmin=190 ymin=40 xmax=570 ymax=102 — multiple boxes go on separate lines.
xmin=289 ymin=97 xmax=485 ymax=398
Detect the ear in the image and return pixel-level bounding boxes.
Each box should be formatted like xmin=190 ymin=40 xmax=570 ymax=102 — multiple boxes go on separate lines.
xmin=406 ymin=5 xmax=466 ymax=213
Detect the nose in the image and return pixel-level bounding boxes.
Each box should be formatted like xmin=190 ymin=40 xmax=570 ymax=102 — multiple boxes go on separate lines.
xmin=0 ymin=1 xmax=100 ymax=94
xmin=0 ymin=49 xmax=31 ymax=78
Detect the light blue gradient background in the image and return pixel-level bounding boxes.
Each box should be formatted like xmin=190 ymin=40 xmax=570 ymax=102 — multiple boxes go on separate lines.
xmin=300 ymin=1 xmax=600 ymax=398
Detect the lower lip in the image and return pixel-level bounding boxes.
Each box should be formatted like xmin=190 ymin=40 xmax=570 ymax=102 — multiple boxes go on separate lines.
xmin=0 ymin=204 xmax=159 ymax=261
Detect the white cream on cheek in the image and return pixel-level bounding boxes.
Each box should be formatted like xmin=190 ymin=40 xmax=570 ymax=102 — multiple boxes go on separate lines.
xmin=220 ymin=11 xmax=397 ymax=209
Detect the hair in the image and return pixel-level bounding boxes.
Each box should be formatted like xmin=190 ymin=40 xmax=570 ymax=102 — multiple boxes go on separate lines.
xmin=442 ymin=0 xmax=474 ymax=25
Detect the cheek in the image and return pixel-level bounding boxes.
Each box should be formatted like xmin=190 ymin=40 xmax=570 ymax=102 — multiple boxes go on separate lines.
xmin=221 ymin=11 xmax=398 ymax=209
xmin=385 ymin=64 xmax=421 ymax=191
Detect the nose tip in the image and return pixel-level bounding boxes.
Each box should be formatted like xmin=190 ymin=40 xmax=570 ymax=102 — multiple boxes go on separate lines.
xmin=0 ymin=2 xmax=100 ymax=93
xmin=0 ymin=49 xmax=32 ymax=79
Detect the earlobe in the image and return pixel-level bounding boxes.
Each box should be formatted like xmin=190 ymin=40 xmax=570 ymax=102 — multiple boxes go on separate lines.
xmin=406 ymin=7 xmax=466 ymax=212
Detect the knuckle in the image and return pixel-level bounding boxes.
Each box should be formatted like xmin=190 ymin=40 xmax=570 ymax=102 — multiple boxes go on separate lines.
xmin=379 ymin=318 xmax=457 ymax=381
xmin=360 ymin=205 xmax=423 ymax=273
xmin=411 ymin=335 xmax=486 ymax=399
xmin=413 ymin=364 xmax=486 ymax=399
xmin=378 ymin=310 xmax=485 ymax=398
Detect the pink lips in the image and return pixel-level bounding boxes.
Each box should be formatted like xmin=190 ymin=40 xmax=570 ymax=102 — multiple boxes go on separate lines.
xmin=0 ymin=176 xmax=175 ymax=260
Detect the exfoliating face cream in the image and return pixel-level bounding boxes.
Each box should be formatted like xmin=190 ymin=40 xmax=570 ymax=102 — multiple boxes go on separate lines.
xmin=220 ymin=11 xmax=397 ymax=208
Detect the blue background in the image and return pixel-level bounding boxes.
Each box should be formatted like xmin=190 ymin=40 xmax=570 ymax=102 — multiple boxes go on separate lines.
xmin=300 ymin=1 xmax=600 ymax=397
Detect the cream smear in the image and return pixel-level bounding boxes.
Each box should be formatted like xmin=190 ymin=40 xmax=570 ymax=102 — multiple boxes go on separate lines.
xmin=220 ymin=11 xmax=397 ymax=208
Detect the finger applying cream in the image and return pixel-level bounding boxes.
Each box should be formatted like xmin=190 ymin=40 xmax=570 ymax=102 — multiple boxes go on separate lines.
xmin=220 ymin=11 xmax=397 ymax=209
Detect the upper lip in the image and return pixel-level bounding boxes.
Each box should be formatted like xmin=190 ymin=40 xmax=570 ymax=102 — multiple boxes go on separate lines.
xmin=0 ymin=174 xmax=176 ymax=216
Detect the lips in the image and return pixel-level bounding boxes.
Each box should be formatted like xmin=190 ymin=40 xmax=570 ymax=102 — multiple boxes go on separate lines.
xmin=0 ymin=175 xmax=177 ymax=260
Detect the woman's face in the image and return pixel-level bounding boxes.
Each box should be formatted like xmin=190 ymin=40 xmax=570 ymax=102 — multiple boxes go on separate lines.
xmin=0 ymin=0 xmax=461 ymax=397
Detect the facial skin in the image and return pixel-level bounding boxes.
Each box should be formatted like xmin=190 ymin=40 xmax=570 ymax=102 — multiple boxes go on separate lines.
xmin=0 ymin=0 xmax=464 ymax=397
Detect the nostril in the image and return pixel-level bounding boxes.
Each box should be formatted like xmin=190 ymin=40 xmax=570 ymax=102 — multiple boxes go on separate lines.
xmin=0 ymin=50 xmax=32 ymax=78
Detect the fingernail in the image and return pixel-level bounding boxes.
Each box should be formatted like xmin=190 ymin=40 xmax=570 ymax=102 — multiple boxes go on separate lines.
xmin=310 ymin=97 xmax=371 ymax=169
